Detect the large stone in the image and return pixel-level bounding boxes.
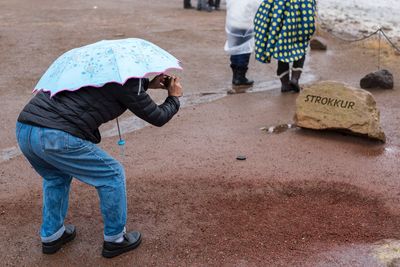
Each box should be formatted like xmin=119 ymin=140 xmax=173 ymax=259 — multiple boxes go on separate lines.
xmin=360 ymin=69 xmax=394 ymax=89
xmin=294 ymin=81 xmax=386 ymax=142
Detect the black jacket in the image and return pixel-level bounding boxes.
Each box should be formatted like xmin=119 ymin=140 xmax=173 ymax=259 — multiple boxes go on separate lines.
xmin=17 ymin=78 xmax=180 ymax=143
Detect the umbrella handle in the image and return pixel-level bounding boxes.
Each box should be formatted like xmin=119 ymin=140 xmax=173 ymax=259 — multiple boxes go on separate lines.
xmin=118 ymin=139 xmax=126 ymax=157
xmin=116 ymin=118 xmax=126 ymax=157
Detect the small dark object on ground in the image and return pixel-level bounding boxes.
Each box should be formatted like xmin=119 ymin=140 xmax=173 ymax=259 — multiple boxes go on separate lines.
xmin=236 ymin=155 xmax=247 ymax=160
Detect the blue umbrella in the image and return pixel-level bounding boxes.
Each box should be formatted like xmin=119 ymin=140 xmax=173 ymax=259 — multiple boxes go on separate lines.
xmin=34 ymin=38 xmax=182 ymax=96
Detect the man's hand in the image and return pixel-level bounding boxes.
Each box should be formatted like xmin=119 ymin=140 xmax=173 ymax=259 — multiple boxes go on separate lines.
xmin=168 ymin=76 xmax=183 ymax=97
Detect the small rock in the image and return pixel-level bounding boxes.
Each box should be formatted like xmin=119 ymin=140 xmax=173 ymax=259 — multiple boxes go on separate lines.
xmin=381 ymin=25 xmax=393 ymax=32
xmin=389 ymin=258 xmax=400 ymax=267
xmin=360 ymin=69 xmax=394 ymax=89
xmin=310 ymin=37 xmax=328 ymax=51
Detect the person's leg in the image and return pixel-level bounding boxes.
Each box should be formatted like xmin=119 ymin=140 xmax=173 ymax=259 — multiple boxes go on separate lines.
xmin=277 ymin=60 xmax=291 ymax=92
xmin=231 ymin=53 xmax=250 ymax=68
xmin=230 ymin=53 xmax=254 ymax=87
xmin=214 ymin=0 xmax=220 ymax=9
xmin=37 ymin=128 xmax=140 ymax=257
xmin=16 ymin=122 xmax=76 ymax=253
xmin=41 ymin=172 xmax=73 ymax=240
xmin=32 ymin=129 xmax=127 ymax=241
xmin=17 ymin=124 xmax=139 ymax=257
xmin=290 ymin=55 xmax=306 ymax=92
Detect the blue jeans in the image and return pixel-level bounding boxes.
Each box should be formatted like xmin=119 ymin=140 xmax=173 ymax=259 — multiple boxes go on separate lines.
xmin=16 ymin=122 xmax=127 ymax=242
xmin=230 ymin=53 xmax=251 ymax=68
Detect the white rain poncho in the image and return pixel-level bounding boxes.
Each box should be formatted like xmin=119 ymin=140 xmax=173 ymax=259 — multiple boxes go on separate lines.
xmin=224 ymin=0 xmax=263 ymax=55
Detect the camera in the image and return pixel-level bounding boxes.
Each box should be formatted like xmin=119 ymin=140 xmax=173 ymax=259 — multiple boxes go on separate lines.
xmin=163 ymin=75 xmax=172 ymax=88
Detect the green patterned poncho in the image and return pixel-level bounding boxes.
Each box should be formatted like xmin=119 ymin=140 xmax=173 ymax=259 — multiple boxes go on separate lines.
xmin=254 ymin=0 xmax=316 ymax=63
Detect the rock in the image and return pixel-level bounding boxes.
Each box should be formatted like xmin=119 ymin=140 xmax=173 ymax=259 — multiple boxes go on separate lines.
xmin=310 ymin=37 xmax=328 ymax=51
xmin=389 ymin=258 xmax=400 ymax=267
xmin=360 ymin=69 xmax=394 ymax=89
xmin=381 ymin=25 xmax=393 ymax=32
xmin=294 ymin=81 xmax=386 ymax=142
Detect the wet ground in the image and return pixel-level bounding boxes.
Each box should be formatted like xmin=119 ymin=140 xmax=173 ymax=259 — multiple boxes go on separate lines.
xmin=1 ymin=0 xmax=400 ymax=266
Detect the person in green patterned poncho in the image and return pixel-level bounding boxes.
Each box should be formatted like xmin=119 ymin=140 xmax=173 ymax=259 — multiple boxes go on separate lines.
xmin=254 ymin=0 xmax=316 ymax=93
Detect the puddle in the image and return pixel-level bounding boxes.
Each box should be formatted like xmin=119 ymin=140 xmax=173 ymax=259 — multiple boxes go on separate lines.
xmin=313 ymin=239 xmax=400 ymax=267
xmin=190 ymin=180 xmax=400 ymax=264
xmin=356 ymin=145 xmax=400 ymax=158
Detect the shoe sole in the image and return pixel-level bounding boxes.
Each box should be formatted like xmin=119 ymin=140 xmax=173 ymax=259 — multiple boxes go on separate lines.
xmin=42 ymin=230 xmax=76 ymax=254
xmin=232 ymin=83 xmax=254 ymax=88
xmin=102 ymin=235 xmax=142 ymax=258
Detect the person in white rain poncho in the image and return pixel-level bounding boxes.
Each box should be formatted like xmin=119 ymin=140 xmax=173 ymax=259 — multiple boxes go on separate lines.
xmin=225 ymin=0 xmax=262 ymax=90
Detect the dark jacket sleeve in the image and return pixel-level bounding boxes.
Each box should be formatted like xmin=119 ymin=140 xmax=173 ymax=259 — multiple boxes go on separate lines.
xmin=116 ymin=78 xmax=180 ymax=127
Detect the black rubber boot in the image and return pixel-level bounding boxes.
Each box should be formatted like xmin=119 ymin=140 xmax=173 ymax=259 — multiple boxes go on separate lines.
xmin=184 ymin=0 xmax=193 ymax=8
xmin=197 ymin=0 xmax=212 ymax=11
xmin=214 ymin=0 xmax=220 ymax=10
xmin=231 ymin=65 xmax=254 ymax=86
xmin=289 ymin=69 xmax=302 ymax=93
xmin=280 ymin=72 xmax=292 ymax=93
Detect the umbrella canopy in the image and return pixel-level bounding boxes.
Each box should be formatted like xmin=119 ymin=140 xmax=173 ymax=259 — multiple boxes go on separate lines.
xmin=34 ymin=38 xmax=182 ymax=96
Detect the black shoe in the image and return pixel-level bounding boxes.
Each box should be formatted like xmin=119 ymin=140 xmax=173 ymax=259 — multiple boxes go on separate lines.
xmin=42 ymin=225 xmax=76 ymax=254
xmin=102 ymin=231 xmax=142 ymax=258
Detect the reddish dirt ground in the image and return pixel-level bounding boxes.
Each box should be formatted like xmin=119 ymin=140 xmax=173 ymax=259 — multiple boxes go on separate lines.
xmin=1 ymin=0 xmax=400 ymax=266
